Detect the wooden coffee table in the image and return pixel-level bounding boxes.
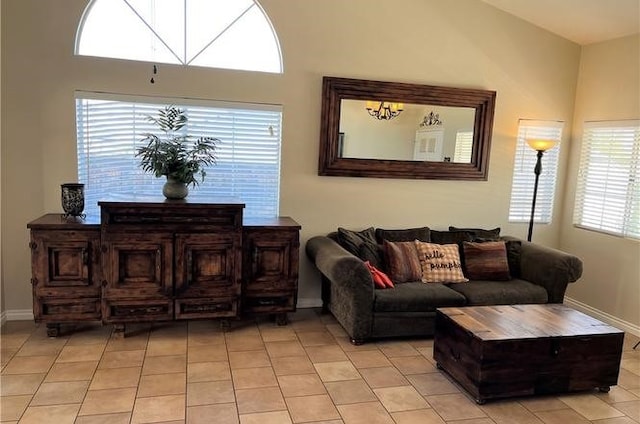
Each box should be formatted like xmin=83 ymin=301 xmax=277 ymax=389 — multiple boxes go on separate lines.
xmin=434 ymin=304 xmax=624 ymax=404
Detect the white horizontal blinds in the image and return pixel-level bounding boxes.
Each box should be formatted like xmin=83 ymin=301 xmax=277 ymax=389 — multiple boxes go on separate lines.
xmin=76 ymin=100 xmax=162 ymax=214
xmin=453 ymin=131 xmax=473 ymax=163
xmin=574 ymin=121 xmax=640 ymax=239
xmin=508 ymin=120 xmax=563 ymax=223
xmin=76 ymin=96 xmax=282 ymax=218
xmin=186 ymin=105 xmax=281 ymax=217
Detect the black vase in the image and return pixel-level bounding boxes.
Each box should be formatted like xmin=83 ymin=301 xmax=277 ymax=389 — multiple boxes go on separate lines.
xmin=61 ymin=183 xmax=85 ymax=218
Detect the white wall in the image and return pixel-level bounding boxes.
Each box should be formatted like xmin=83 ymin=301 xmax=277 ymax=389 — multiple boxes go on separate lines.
xmin=0 ymin=0 xmax=4 ymax=321
xmin=561 ymin=35 xmax=640 ymax=330
xmin=2 ymin=0 xmax=581 ymax=314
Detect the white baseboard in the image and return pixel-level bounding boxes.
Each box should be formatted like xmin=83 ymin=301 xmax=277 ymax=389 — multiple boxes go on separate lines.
xmin=2 ymin=309 xmax=34 ymax=322
xmin=296 ymin=298 xmax=323 ymax=309
xmin=564 ymin=296 xmax=640 ymax=337
xmin=0 ymin=302 xmax=325 ymax=324
xmin=11 ymin=298 xmax=630 ymax=336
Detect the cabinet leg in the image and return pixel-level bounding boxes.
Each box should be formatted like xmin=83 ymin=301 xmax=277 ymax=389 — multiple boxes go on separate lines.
xmin=219 ymin=319 xmax=230 ymax=332
xmin=113 ymin=324 xmax=126 ymax=339
xmin=46 ymin=323 xmax=60 ymax=338
xmin=275 ymin=313 xmax=288 ymax=326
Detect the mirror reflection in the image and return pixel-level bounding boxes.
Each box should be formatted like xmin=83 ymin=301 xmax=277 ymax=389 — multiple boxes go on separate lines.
xmin=339 ymin=100 xmax=476 ymax=162
xmin=318 ymin=76 xmax=496 ymax=180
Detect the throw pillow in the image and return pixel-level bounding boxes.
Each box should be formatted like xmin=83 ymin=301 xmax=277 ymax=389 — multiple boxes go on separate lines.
xmin=358 ymin=241 xmax=385 ymax=271
xmin=364 ymin=261 xmax=394 ymax=289
xmin=415 ymin=241 xmax=468 ymax=283
xmin=430 ymin=230 xmax=475 ymax=245
xmin=337 ymin=227 xmax=376 ymax=256
xmin=462 ymin=241 xmax=511 ymax=281
xmin=449 ymin=226 xmax=501 ymax=241
xmin=383 ymin=240 xmax=422 ymax=284
xmin=375 ymin=227 xmax=430 ymax=243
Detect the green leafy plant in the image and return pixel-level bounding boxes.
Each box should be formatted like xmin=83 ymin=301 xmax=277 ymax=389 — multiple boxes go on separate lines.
xmin=136 ymin=106 xmax=219 ymax=186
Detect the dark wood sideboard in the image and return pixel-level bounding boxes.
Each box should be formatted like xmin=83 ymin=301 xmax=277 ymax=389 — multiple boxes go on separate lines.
xmin=27 ymin=200 xmax=301 ymax=337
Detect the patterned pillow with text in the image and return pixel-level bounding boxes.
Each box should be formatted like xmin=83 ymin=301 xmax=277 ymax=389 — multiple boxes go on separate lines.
xmin=415 ymin=241 xmax=468 ymax=283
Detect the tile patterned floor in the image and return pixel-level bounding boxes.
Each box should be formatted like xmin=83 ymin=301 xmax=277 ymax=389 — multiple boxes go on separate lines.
xmin=1 ymin=308 xmax=639 ymax=423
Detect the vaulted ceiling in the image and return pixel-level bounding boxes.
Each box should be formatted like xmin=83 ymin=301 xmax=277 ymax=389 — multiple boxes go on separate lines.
xmin=481 ymin=0 xmax=640 ymax=45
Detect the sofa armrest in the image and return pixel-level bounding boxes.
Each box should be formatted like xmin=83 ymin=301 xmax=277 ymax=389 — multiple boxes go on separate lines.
xmin=306 ymin=236 xmax=375 ymax=341
xmin=505 ymin=237 xmax=583 ymax=303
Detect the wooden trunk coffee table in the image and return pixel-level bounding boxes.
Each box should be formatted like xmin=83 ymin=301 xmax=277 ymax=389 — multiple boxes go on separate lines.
xmin=434 ymin=304 xmax=624 ymax=404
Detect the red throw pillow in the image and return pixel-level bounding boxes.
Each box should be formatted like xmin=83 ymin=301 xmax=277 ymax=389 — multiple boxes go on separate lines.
xmin=364 ymin=261 xmax=395 ymax=289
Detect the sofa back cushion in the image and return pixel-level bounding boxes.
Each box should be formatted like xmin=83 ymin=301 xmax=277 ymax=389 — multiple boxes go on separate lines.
xmin=449 ymin=226 xmax=501 ymax=241
xmin=337 ymin=227 xmax=377 ymax=255
xmin=375 ymin=227 xmax=430 ymax=243
xmin=430 ymin=230 xmax=475 ymax=244
xmin=358 ymin=242 xmax=385 ymax=271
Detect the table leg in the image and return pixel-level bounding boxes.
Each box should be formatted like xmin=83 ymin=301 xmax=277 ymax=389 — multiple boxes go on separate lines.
xmin=46 ymin=323 xmax=60 ymax=337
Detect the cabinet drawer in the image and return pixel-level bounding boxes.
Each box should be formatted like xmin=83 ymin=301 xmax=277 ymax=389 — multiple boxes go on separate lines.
xmin=103 ymin=299 xmax=173 ymax=323
xmin=175 ymin=298 xmax=238 ymax=320
xmin=244 ymin=280 xmax=297 ymax=292
xmin=243 ymin=294 xmax=295 ymax=313
xmin=36 ymin=297 xmax=101 ymax=321
xmin=101 ymin=204 xmax=243 ymax=230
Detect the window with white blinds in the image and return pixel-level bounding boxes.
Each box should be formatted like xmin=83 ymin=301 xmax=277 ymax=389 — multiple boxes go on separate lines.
xmin=573 ymin=120 xmax=640 ymax=239
xmin=508 ymin=120 xmax=563 ymax=223
xmin=453 ymin=131 xmax=473 ymax=163
xmin=76 ymin=94 xmax=282 ymax=218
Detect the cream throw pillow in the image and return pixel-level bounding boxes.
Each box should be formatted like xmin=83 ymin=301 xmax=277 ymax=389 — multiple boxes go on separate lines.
xmin=415 ymin=241 xmax=468 ymax=283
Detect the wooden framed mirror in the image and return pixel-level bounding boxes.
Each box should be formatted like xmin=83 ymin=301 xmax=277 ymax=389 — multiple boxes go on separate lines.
xmin=318 ymin=76 xmax=496 ymax=180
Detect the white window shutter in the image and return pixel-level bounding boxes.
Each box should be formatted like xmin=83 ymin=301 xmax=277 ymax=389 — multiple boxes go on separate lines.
xmin=453 ymin=131 xmax=473 ymax=163
xmin=574 ymin=120 xmax=640 ymax=239
xmin=508 ymin=120 xmax=563 ymax=224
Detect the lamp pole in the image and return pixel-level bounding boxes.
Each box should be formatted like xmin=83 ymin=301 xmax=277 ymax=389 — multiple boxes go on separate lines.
xmin=527 ymin=150 xmax=544 ymax=242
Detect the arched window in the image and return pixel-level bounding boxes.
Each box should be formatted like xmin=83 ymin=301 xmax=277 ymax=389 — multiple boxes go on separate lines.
xmin=76 ymin=0 xmax=282 ymax=73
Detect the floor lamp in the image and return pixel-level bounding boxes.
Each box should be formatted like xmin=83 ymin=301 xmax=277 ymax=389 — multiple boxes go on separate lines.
xmin=526 ymin=138 xmax=557 ymax=242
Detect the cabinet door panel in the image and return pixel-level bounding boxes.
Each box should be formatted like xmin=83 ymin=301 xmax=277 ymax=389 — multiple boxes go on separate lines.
xmin=32 ymin=235 xmax=100 ymax=292
xmin=175 ymin=233 xmax=241 ymax=298
xmin=103 ymin=234 xmax=173 ymax=298
xmin=243 ymin=228 xmax=299 ymax=314
xmin=244 ymin=231 xmax=299 ymax=290
xmin=48 ymin=245 xmax=88 ymax=284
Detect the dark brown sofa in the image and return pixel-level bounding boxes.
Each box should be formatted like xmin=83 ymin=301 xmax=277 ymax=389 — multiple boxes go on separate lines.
xmin=306 ymin=229 xmax=583 ymax=344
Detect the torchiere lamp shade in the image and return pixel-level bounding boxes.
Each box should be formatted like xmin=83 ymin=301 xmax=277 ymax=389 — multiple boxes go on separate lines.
xmin=526 ymin=138 xmax=557 ymax=152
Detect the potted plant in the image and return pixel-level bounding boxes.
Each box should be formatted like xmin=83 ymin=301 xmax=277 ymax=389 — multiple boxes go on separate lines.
xmin=136 ymin=105 xmax=219 ymax=199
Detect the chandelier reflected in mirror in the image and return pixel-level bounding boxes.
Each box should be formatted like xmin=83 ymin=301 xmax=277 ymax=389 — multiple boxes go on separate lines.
xmin=365 ymin=101 xmax=404 ymax=120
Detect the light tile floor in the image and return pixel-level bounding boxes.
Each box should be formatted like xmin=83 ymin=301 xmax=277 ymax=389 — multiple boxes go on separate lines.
xmin=1 ymin=308 xmax=639 ymax=424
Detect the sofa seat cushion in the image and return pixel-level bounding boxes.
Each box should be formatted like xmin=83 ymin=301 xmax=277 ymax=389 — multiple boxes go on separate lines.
xmin=374 ymin=282 xmax=466 ymax=313
xmin=447 ymin=279 xmax=548 ymax=306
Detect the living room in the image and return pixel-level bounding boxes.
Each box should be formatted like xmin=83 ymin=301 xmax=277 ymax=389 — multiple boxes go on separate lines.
xmin=1 ymin=0 xmax=639 ymax=422
xmin=2 ymin=0 xmax=638 ymax=341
